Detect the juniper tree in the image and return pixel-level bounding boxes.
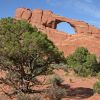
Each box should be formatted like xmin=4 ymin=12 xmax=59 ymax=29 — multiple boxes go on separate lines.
xmin=0 ymin=18 xmax=65 ymax=93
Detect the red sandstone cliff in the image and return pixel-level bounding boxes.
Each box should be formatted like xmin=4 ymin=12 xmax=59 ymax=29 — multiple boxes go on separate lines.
xmin=15 ymin=8 xmax=100 ymax=57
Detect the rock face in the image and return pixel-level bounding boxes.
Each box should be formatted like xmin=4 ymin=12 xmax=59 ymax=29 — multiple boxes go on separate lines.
xmin=15 ymin=8 xmax=100 ymax=57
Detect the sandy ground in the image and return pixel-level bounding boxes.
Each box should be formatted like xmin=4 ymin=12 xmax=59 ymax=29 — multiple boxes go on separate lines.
xmin=0 ymin=69 xmax=100 ymax=100
xmin=54 ymin=69 xmax=100 ymax=100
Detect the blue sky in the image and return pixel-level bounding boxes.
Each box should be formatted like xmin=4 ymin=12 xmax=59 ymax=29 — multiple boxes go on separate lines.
xmin=0 ymin=0 xmax=100 ymax=34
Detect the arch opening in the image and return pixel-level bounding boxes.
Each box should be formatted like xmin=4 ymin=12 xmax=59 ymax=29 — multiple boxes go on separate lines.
xmin=56 ymin=22 xmax=75 ymax=34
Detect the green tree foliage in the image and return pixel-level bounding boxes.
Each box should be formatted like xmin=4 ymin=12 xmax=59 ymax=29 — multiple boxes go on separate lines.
xmin=0 ymin=17 xmax=65 ymax=92
xmin=67 ymin=47 xmax=90 ymax=67
xmin=66 ymin=47 xmax=100 ymax=76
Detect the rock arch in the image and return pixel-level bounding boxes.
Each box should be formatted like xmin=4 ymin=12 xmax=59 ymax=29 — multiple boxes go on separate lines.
xmin=15 ymin=8 xmax=100 ymax=35
xmin=56 ymin=22 xmax=75 ymax=34
xmin=15 ymin=8 xmax=100 ymax=57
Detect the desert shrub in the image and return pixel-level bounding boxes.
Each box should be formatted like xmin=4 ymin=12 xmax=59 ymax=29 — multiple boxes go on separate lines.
xmin=66 ymin=47 xmax=99 ymax=77
xmin=32 ymin=95 xmax=41 ymax=100
xmin=51 ymin=63 xmax=68 ymax=71
xmin=66 ymin=47 xmax=90 ymax=67
xmin=17 ymin=93 xmax=31 ymax=100
xmin=74 ymin=65 xmax=93 ymax=77
xmin=44 ymin=67 xmax=54 ymax=75
xmin=17 ymin=93 xmax=41 ymax=100
xmin=84 ymin=54 xmax=99 ymax=73
xmin=93 ymin=81 xmax=100 ymax=94
xmin=0 ymin=17 xmax=65 ymax=93
xmin=97 ymin=72 xmax=100 ymax=80
xmin=49 ymin=75 xmax=63 ymax=86
xmin=46 ymin=86 xmax=66 ymax=100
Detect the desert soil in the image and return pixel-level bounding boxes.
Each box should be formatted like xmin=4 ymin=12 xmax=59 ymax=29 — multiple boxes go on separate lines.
xmin=0 ymin=69 xmax=100 ymax=100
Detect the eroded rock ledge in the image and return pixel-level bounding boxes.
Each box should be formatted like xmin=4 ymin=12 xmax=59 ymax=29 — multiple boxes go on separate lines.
xmin=15 ymin=8 xmax=100 ymax=57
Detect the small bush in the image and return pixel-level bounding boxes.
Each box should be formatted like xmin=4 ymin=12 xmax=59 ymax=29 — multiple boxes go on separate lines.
xmin=51 ymin=63 xmax=68 ymax=71
xmin=17 ymin=93 xmax=41 ymax=100
xmin=49 ymin=75 xmax=63 ymax=86
xmin=66 ymin=47 xmax=99 ymax=77
xmin=32 ymin=95 xmax=41 ymax=100
xmin=46 ymin=87 xmax=66 ymax=100
xmin=17 ymin=93 xmax=31 ymax=100
xmin=97 ymin=72 xmax=100 ymax=80
xmin=93 ymin=81 xmax=100 ymax=94
xmin=74 ymin=65 xmax=93 ymax=77
xmin=45 ymin=67 xmax=53 ymax=75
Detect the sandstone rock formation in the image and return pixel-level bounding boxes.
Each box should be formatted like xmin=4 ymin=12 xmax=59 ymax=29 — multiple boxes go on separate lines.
xmin=15 ymin=8 xmax=100 ymax=57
